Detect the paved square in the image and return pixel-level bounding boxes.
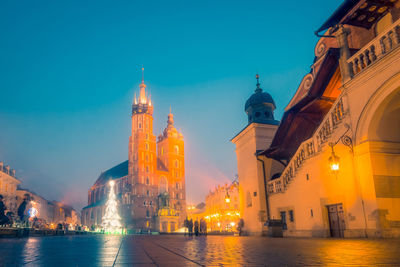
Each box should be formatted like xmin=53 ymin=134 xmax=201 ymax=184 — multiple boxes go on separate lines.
xmin=0 ymin=235 xmax=399 ymax=266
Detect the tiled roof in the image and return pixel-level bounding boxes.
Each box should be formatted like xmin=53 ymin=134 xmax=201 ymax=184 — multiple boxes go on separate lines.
xmin=94 ymin=160 xmax=128 ymax=186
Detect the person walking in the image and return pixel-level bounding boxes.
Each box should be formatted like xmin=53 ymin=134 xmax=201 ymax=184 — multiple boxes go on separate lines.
xmin=238 ymin=218 xmax=244 ymax=236
xmin=188 ymin=219 xmax=193 ymax=237
xmin=194 ymin=220 xmax=199 ymax=236
xmin=18 ymin=198 xmax=28 ymax=224
xmin=184 ymin=217 xmax=189 ymax=236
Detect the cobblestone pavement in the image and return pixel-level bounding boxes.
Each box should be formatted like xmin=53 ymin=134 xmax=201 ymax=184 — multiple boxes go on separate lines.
xmin=0 ymin=234 xmax=400 ymax=266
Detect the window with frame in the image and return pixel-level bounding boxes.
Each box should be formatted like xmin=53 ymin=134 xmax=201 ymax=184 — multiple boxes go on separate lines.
xmin=289 ymin=210 xmax=294 ymax=222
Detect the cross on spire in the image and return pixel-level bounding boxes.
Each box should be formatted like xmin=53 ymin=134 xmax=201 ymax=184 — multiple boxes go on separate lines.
xmin=255 ymin=73 xmax=262 ymax=93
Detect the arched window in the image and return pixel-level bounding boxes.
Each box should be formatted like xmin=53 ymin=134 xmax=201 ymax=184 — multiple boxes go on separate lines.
xmin=146 ymin=190 xmax=150 ymax=196
xmin=146 ymin=210 xmax=150 ymax=218
xmin=146 ymin=166 xmax=149 ymax=173
xmin=175 ymin=182 xmax=179 ymax=190
xmin=145 ymin=143 xmax=149 ymax=150
xmin=174 ymin=145 xmax=179 ymax=154
xmin=175 ymin=160 xmax=179 ymax=168
xmin=146 ymin=177 xmax=149 ymax=185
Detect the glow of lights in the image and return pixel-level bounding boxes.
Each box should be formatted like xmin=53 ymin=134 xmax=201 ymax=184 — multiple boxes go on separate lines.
xmin=217 ymin=222 xmax=221 ymax=227
xmin=328 ymin=144 xmax=340 ymax=173
xmin=235 ymin=212 xmax=240 ymax=216
xmin=230 ymin=222 xmax=235 ymax=227
xmin=28 ymin=207 xmax=38 ymax=218
xmin=227 ymin=212 xmax=231 ymax=216
xmin=102 ymin=180 xmax=123 ymax=234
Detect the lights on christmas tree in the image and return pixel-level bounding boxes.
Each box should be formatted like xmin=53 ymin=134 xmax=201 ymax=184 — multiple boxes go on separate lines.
xmin=102 ymin=180 xmax=123 ymax=234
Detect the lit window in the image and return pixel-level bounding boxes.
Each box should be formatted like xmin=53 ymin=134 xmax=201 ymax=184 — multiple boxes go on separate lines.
xmin=174 ymin=145 xmax=179 ymax=154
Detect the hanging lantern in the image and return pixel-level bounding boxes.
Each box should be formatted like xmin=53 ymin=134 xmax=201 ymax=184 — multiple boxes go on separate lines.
xmin=225 ymin=191 xmax=231 ymax=203
xmin=329 ymin=144 xmax=340 ymax=173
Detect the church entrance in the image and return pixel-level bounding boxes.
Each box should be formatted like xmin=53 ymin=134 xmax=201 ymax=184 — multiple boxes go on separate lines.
xmin=327 ymin=203 xmax=345 ymax=238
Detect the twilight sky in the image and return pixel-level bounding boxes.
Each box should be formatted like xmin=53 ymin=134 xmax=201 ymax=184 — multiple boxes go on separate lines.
xmin=0 ymin=0 xmax=340 ymax=210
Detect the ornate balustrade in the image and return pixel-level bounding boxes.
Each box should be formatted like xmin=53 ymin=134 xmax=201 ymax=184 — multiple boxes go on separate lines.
xmin=267 ymin=96 xmax=347 ymax=194
xmin=348 ymin=18 xmax=400 ymax=76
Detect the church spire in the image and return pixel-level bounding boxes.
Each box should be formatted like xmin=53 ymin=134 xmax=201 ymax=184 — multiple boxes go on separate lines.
xmin=167 ymin=106 xmax=174 ymax=126
xmin=139 ymin=67 xmax=147 ymax=104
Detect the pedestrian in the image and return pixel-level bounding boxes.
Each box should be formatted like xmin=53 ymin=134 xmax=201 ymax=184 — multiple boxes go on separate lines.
xmin=184 ymin=217 xmax=189 ymax=236
xmin=238 ymin=218 xmax=244 ymax=236
xmin=199 ymin=219 xmax=205 ymax=236
xmin=194 ymin=220 xmax=199 ymax=236
xmin=18 ymin=198 xmax=28 ymax=223
xmin=188 ymin=219 xmax=193 ymax=237
xmin=201 ymin=219 xmax=207 ymax=236
xmin=0 ymin=195 xmax=10 ymax=226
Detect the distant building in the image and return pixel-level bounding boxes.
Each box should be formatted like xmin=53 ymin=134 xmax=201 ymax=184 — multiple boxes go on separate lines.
xmin=0 ymin=161 xmax=21 ymax=215
xmin=82 ymin=76 xmax=186 ymax=232
xmin=203 ymin=182 xmax=240 ymax=232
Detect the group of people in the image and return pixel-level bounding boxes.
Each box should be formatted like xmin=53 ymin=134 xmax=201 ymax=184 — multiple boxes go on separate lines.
xmin=0 ymin=194 xmax=31 ymax=227
xmin=184 ymin=217 xmax=207 ymax=236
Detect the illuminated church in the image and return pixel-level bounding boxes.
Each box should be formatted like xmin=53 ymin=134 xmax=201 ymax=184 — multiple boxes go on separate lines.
xmin=82 ymin=75 xmax=186 ymax=233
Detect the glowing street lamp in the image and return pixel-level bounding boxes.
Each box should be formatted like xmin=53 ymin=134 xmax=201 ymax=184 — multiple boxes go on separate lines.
xmin=225 ymin=191 xmax=231 ymax=203
xmin=329 ymin=143 xmax=340 ymax=174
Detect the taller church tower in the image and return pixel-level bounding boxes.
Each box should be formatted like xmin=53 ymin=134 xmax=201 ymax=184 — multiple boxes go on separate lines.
xmin=128 ymin=71 xmax=158 ymax=229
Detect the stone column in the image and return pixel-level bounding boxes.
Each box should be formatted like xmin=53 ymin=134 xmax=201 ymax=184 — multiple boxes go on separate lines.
xmin=336 ymin=25 xmax=353 ymax=82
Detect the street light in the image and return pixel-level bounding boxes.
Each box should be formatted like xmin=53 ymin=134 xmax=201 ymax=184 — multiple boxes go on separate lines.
xmin=225 ymin=190 xmax=230 ymax=203
xmin=328 ymin=143 xmax=340 ymax=173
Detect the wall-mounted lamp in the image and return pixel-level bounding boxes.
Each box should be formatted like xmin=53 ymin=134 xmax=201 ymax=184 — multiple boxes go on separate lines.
xmin=328 ymin=123 xmax=353 ymax=175
xmin=328 ymin=143 xmax=340 ymax=173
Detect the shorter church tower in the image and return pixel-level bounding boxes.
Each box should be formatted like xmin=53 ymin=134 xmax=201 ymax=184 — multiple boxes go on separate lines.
xmin=156 ymin=110 xmax=186 ymax=229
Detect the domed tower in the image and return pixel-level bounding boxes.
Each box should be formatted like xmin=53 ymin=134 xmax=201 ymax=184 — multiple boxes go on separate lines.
xmin=156 ymin=109 xmax=186 ymax=228
xmin=231 ymin=74 xmax=280 ymax=235
xmin=245 ymin=74 xmax=279 ymax=125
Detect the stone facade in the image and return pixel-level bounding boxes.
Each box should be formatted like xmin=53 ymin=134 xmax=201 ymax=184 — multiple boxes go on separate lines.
xmin=0 ymin=161 xmax=21 ymax=216
xmin=254 ymin=2 xmax=400 ymax=238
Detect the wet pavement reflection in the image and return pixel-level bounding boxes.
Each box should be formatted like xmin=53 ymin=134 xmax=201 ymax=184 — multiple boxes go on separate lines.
xmin=0 ymin=235 xmax=399 ymax=266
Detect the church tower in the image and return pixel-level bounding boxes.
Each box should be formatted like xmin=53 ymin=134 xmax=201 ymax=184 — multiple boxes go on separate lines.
xmin=129 ymin=69 xmax=158 ymax=229
xmin=157 ymin=110 xmax=186 ymax=226
xmin=231 ymin=74 xmax=280 ymax=235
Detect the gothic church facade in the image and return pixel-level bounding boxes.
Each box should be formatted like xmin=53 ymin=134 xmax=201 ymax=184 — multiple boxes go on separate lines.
xmin=82 ymin=78 xmax=186 ymax=233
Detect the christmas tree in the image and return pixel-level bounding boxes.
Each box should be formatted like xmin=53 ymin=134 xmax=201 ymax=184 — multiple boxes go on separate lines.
xmin=102 ymin=180 xmax=122 ymax=234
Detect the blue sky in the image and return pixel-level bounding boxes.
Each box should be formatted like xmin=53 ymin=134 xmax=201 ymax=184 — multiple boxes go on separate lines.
xmin=0 ymin=0 xmax=340 ymax=209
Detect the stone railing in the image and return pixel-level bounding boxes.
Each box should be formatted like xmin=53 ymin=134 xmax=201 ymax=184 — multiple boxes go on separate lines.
xmin=267 ymin=96 xmax=347 ymax=194
xmin=348 ymin=18 xmax=400 ymax=76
